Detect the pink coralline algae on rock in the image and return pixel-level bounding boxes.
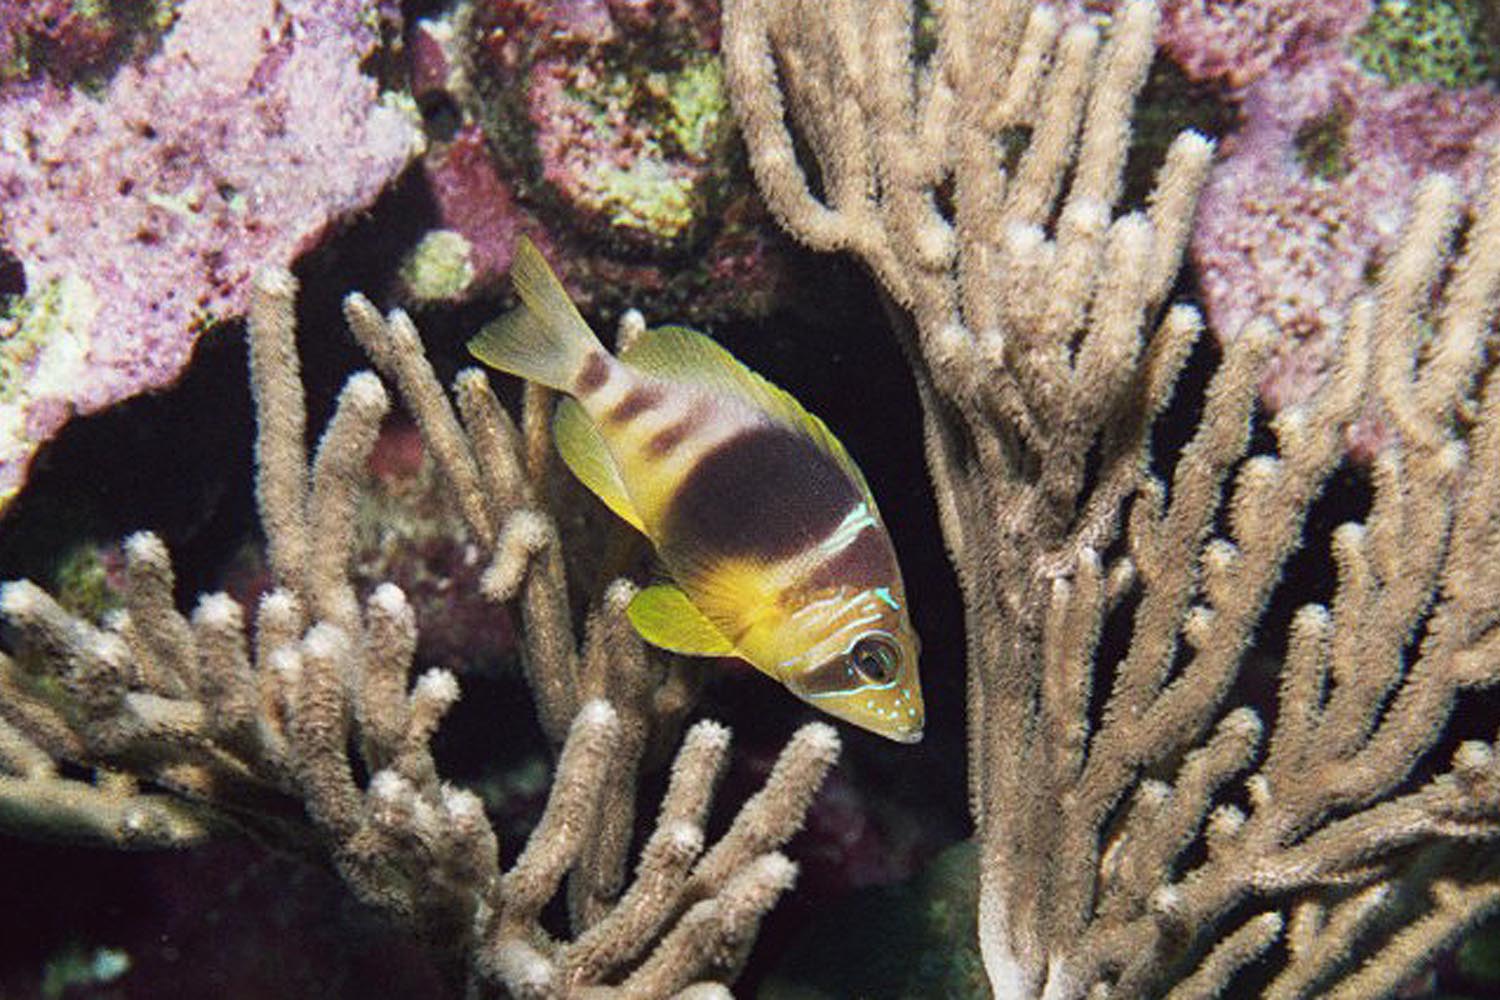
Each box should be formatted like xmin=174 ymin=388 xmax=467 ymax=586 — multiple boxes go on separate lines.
xmin=1072 ymin=1 xmax=1500 ymax=432
xmin=398 ymin=122 xmax=554 ymax=305
xmin=1155 ymin=0 xmax=1372 ymax=88
xmin=0 ymin=0 xmax=424 ymax=513
xmin=1 ymin=0 xmax=172 ymax=85
xmin=395 ymin=0 xmax=787 ymax=321
xmin=1188 ymin=28 xmax=1500 ymax=421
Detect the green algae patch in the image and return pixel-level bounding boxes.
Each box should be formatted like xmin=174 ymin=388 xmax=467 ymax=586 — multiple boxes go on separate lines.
xmin=52 ymin=541 xmax=125 ymax=621
xmin=566 ymin=53 xmax=732 ymax=243
xmin=656 ymin=57 xmax=727 ymax=160
xmin=596 ymin=158 xmax=697 ymax=237
xmin=399 ymin=229 xmax=477 ymax=305
xmin=1 ymin=276 xmax=99 ymax=405
xmin=1350 ymin=0 xmax=1500 ymax=89
xmin=1294 ymin=102 xmax=1354 ymax=182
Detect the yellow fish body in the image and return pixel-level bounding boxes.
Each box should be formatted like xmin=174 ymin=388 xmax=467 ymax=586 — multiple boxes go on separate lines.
xmin=469 ymin=239 xmax=924 ymax=743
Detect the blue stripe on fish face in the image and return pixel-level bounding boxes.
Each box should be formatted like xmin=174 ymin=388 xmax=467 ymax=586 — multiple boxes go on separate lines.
xmin=663 ymin=425 xmax=861 ymax=562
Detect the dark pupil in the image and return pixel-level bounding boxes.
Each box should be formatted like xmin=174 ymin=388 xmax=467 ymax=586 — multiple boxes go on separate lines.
xmin=851 ymin=637 xmax=897 ymax=684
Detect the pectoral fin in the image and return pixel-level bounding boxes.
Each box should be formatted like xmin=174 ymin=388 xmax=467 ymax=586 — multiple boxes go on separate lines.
xmin=627 ymin=584 xmax=738 ymax=656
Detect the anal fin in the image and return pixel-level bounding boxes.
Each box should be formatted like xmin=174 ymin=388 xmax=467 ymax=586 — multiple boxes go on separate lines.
xmin=627 ymin=584 xmax=737 ymax=656
xmin=553 ymin=398 xmax=645 ymax=533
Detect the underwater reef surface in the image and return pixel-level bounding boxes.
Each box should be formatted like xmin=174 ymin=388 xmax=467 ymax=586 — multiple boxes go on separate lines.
xmin=1081 ymin=0 xmax=1500 ymax=449
xmin=0 ymin=0 xmax=424 ymax=513
xmin=0 ymin=175 xmax=970 ymax=995
xmin=401 ymin=0 xmax=792 ymax=320
xmin=0 ymin=0 xmax=803 ymax=513
xmin=2 ymin=0 xmax=1500 ymax=996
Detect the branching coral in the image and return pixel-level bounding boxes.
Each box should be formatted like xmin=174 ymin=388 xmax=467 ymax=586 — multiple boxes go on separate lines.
xmin=0 ymin=266 xmax=838 ymax=996
xmin=726 ymin=0 xmax=1500 ymax=995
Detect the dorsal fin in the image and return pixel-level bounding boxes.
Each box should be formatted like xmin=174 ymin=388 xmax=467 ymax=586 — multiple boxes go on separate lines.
xmin=552 ymin=397 xmax=646 ymax=533
xmin=620 ymin=325 xmax=873 ymax=501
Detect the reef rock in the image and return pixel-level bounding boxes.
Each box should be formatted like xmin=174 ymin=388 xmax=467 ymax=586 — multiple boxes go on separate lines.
xmin=0 ymin=0 xmax=423 ymax=512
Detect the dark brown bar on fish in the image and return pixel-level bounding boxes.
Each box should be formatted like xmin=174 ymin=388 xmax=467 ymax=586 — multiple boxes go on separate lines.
xmin=663 ymin=425 xmax=860 ymax=562
xmin=795 ymin=527 xmax=897 ymax=594
xmin=647 ymin=397 xmax=712 ymax=457
xmin=573 ymin=351 xmax=611 ymax=395
xmin=606 ymin=383 xmax=666 ymax=424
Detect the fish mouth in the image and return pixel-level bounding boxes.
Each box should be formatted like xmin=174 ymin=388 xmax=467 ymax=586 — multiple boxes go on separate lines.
xmin=889 ymin=726 xmax=924 ymax=744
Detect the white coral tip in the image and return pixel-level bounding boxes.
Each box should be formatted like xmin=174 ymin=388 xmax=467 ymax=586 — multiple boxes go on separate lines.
xmin=0 ymin=580 xmax=45 ymax=617
xmin=268 ymin=646 xmax=303 ymax=682
xmin=793 ymin=721 xmax=841 ymax=761
xmin=1221 ymin=706 xmax=1262 ymax=742
xmin=1454 ymin=741 xmax=1493 ymax=775
xmin=369 ymin=582 xmax=410 ymax=616
xmin=751 ymin=852 xmax=798 ymax=890
xmin=604 ymin=577 xmax=639 ymax=611
xmin=194 ymin=592 xmax=243 ymax=629
xmin=1149 ymin=884 xmax=1183 ymax=919
xmin=414 ymin=668 xmax=460 ymax=706
xmin=662 ymin=820 xmax=704 ymax=857
xmin=686 ymin=719 xmax=732 ymax=752
xmin=441 ymin=784 xmax=485 ymax=823
xmin=254 ymin=266 xmax=297 ymax=298
xmin=259 ymin=589 xmax=300 ymax=619
xmin=579 ymin=699 xmax=617 ymax=725
xmin=343 ymin=371 xmax=390 ymax=412
xmin=302 ymin=622 xmax=347 ymax=660
xmin=123 ymin=531 xmax=168 ymax=565
xmin=370 ymin=769 xmax=410 ymax=802
xmin=509 ymin=510 xmax=551 ymax=549
xmin=1173 ymin=129 xmax=1215 ymax=162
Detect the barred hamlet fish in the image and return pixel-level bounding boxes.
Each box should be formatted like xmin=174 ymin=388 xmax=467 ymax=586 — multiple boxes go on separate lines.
xmin=469 ymin=239 xmax=924 ymax=743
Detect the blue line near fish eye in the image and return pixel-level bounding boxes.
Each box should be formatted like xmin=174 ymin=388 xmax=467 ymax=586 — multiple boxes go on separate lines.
xmin=815 ymin=502 xmax=876 ymax=557
xmin=803 ymin=674 xmax=900 ymax=699
xmin=873 ymin=586 xmax=900 ymax=610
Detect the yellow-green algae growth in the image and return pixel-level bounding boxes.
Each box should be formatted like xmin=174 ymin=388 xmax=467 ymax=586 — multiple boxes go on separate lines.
xmin=1349 ymin=0 xmax=1500 ymax=89
xmin=569 ymin=55 xmax=730 ymax=242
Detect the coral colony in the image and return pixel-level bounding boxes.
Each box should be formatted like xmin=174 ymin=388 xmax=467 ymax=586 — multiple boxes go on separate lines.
xmin=728 ymin=0 xmax=1500 ymax=994
xmin=400 ymin=0 xmax=786 ymax=320
xmin=2 ymin=0 xmax=1500 ymax=997
xmin=1 ymin=265 xmax=839 ymax=995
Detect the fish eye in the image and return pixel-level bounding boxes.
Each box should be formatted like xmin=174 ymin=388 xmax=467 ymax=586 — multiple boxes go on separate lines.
xmin=849 ymin=635 xmax=900 ymax=685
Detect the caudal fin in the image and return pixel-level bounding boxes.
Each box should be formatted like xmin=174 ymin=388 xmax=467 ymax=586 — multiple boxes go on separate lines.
xmin=468 ymin=238 xmax=604 ymax=392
